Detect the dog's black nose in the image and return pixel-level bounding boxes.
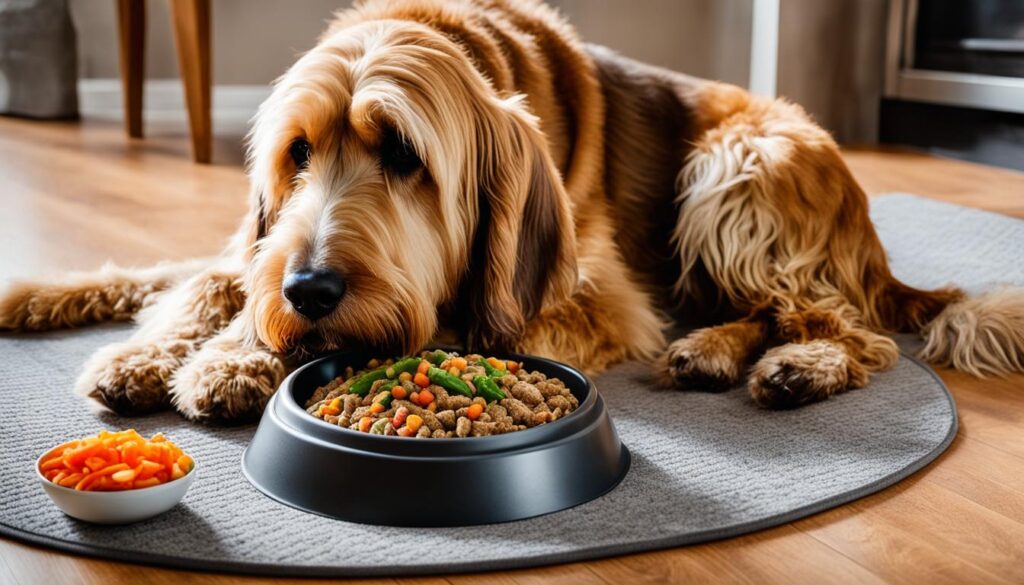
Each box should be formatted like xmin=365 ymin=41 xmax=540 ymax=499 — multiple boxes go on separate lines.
xmin=282 ymin=268 xmax=346 ymax=321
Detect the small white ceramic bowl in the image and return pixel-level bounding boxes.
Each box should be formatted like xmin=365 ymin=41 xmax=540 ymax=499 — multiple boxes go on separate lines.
xmin=36 ymin=448 xmax=196 ymax=525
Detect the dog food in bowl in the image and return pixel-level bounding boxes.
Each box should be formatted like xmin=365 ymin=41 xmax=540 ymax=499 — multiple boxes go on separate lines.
xmin=39 ymin=429 xmax=194 ymax=491
xmin=305 ymin=350 xmax=579 ymax=438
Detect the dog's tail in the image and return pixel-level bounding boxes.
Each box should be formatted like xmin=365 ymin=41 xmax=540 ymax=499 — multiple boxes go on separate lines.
xmin=0 ymin=258 xmax=211 ymax=332
xmin=879 ymin=279 xmax=1024 ymax=376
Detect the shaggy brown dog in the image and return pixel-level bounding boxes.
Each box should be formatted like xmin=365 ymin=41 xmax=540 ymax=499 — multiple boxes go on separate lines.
xmin=2 ymin=0 xmax=1022 ymax=420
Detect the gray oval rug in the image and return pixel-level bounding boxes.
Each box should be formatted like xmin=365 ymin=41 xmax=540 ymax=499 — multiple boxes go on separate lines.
xmin=0 ymin=324 xmax=955 ymax=577
xmin=6 ymin=193 xmax=1016 ymax=577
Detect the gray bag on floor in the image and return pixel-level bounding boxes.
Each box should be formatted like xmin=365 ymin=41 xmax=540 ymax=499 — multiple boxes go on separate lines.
xmin=0 ymin=0 xmax=78 ymax=118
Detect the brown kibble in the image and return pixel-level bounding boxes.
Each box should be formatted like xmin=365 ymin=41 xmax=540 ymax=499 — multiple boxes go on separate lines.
xmin=456 ymin=416 xmax=472 ymax=438
xmin=510 ymin=381 xmax=544 ymax=406
xmin=432 ymin=429 xmax=447 ymax=438
xmin=485 ymin=403 xmax=507 ymax=419
xmin=447 ymin=395 xmax=473 ymax=410
xmin=343 ymin=394 xmax=361 ymax=416
xmin=417 ymin=426 xmax=432 ymax=438
xmin=435 ymin=410 xmax=456 ymax=429
xmin=470 ymin=421 xmax=497 ymax=436
xmin=532 ymin=411 xmax=551 ymax=426
xmin=546 ymin=395 xmax=571 ymax=411
xmin=500 ymin=398 xmax=533 ymax=424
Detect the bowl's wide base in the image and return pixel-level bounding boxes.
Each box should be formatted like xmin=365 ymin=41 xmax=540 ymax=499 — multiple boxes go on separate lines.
xmin=241 ymin=352 xmax=631 ymax=527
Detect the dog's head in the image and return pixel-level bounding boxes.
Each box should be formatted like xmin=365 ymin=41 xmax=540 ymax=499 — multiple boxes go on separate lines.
xmin=237 ymin=20 xmax=577 ymax=356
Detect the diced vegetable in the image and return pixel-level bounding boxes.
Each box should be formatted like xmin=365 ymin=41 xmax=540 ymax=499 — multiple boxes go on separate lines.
xmin=349 ymin=366 xmax=390 ymax=396
xmin=467 ymin=403 xmax=484 ymax=421
xmin=406 ymin=415 xmax=424 ymax=433
xmin=38 ymin=429 xmax=193 ymax=491
xmin=413 ymin=372 xmax=431 ymax=388
xmin=426 ymin=350 xmax=449 ymax=366
xmin=472 ymin=375 xmax=506 ymax=403
xmin=426 ymin=367 xmax=473 ymax=397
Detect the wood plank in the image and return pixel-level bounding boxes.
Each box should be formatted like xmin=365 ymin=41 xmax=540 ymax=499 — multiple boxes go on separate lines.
xmin=923 ymin=434 xmax=1024 ymax=525
xmin=844 ymin=146 xmax=1024 ymax=219
xmin=586 ymin=525 xmax=884 ymax=585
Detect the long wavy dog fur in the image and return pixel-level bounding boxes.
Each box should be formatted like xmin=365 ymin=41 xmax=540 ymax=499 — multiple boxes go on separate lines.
xmin=2 ymin=0 xmax=1021 ymax=420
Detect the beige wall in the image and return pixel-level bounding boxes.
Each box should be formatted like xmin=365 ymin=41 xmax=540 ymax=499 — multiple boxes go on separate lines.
xmin=71 ymin=0 xmax=752 ymax=86
xmin=776 ymin=0 xmax=888 ymax=143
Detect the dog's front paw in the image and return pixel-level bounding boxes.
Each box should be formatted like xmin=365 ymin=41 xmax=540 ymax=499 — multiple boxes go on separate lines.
xmin=170 ymin=342 xmax=285 ymax=423
xmin=662 ymin=330 xmax=745 ymax=392
xmin=74 ymin=339 xmax=193 ymax=414
xmin=748 ymin=340 xmax=868 ymax=409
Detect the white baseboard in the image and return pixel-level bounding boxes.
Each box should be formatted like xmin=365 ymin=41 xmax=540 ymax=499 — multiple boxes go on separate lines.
xmin=78 ymin=79 xmax=271 ymax=134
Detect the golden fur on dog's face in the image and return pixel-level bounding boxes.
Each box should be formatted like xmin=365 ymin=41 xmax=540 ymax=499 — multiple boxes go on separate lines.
xmin=239 ymin=20 xmax=577 ymax=356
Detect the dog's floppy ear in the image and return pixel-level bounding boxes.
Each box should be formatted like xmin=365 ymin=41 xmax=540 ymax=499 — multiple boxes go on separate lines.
xmin=227 ymin=185 xmax=269 ymax=262
xmin=465 ymin=100 xmax=578 ymax=350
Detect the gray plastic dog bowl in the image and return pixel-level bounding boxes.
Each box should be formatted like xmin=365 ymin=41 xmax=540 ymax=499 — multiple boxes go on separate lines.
xmin=241 ymin=350 xmax=630 ymax=527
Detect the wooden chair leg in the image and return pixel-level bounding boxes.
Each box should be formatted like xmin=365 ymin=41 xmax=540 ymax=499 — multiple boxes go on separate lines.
xmin=115 ymin=0 xmax=145 ymax=138
xmin=169 ymin=0 xmax=212 ymax=163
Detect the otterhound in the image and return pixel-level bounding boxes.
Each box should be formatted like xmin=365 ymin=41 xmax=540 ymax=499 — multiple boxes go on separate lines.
xmin=3 ymin=0 xmax=1022 ymax=420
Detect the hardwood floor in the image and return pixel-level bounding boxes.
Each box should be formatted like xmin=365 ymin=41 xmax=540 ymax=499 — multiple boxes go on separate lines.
xmin=1 ymin=116 xmax=1023 ymax=584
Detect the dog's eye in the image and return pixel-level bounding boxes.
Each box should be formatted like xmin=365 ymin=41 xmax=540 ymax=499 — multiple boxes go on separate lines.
xmin=289 ymin=139 xmax=312 ymax=169
xmin=380 ymin=130 xmax=422 ymax=176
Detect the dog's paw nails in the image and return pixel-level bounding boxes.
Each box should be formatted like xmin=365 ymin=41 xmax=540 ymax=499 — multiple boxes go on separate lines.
xmin=662 ymin=336 xmax=740 ymax=392
xmin=171 ymin=347 xmax=285 ymax=423
xmin=748 ymin=340 xmax=858 ymax=409
xmin=74 ymin=341 xmax=191 ymax=415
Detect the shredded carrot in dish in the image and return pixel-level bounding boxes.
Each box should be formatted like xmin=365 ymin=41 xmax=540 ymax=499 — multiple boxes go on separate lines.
xmin=40 ymin=429 xmax=194 ymax=491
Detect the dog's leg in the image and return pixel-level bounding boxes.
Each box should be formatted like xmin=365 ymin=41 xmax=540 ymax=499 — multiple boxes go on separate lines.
xmin=74 ymin=263 xmax=246 ymax=414
xmin=662 ymin=317 xmax=768 ymax=391
xmin=0 ymin=258 xmax=211 ymax=331
xmin=747 ymin=306 xmax=899 ymax=408
xmin=169 ymin=316 xmax=286 ymax=422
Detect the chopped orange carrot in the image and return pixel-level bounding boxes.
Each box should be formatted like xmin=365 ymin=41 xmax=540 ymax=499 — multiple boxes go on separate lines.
xmin=467 ymin=403 xmax=484 ymax=421
xmin=369 ymin=403 xmax=386 ymax=414
xmin=418 ymin=389 xmax=435 ymax=405
xmin=451 ymin=357 xmax=468 ymax=370
xmin=416 ymin=360 xmax=431 ymax=375
xmin=406 ymin=415 xmax=424 ymax=433
xmin=413 ymin=372 xmax=430 ymax=388
xmin=358 ymin=417 xmax=373 ymax=432
xmin=133 ymin=477 xmax=161 ymax=489
xmin=111 ymin=469 xmax=136 ymax=483
xmin=391 ymin=386 xmax=408 ymax=400
xmin=39 ymin=430 xmax=192 ymax=491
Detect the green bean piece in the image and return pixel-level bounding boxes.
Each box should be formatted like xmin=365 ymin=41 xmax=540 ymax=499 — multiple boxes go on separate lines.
xmin=473 ymin=375 xmax=506 ymax=403
xmin=386 ymin=357 xmax=422 ymax=379
xmin=349 ymin=366 xmax=389 ymax=396
xmin=372 ymin=389 xmax=394 ymax=408
xmin=477 ymin=358 xmax=503 ymax=378
xmin=427 ymin=350 xmax=450 ymax=366
xmin=426 ymin=366 xmax=473 ymax=397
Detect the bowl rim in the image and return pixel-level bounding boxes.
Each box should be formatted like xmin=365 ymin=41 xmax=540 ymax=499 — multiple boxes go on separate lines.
xmin=36 ymin=445 xmax=197 ymax=496
xmin=277 ymin=350 xmax=600 ymax=453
